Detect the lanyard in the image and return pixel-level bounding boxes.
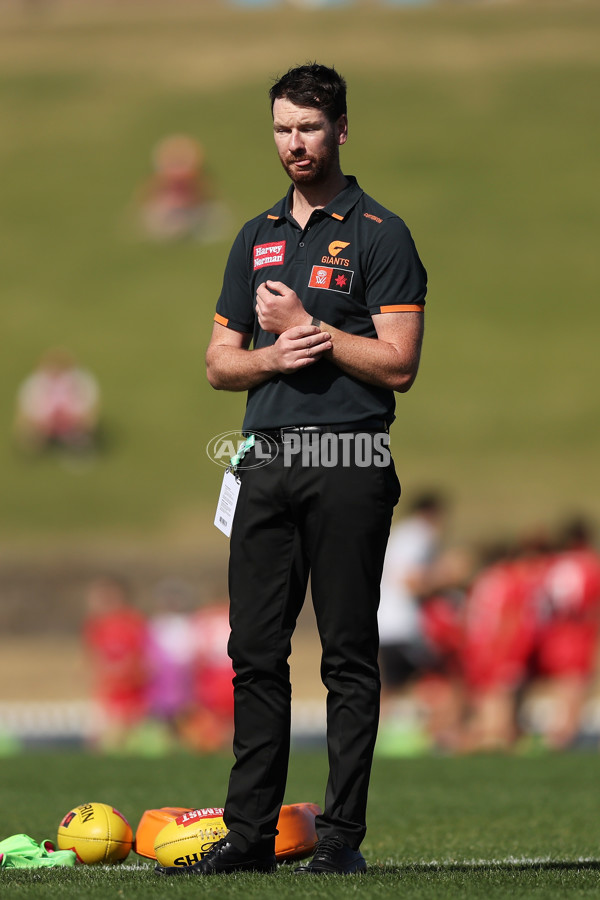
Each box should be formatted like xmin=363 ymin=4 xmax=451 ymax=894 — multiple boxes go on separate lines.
xmin=229 ymin=434 xmax=255 ymax=474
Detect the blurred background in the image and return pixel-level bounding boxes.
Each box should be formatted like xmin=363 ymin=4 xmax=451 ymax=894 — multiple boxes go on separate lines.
xmin=0 ymin=0 xmax=598 ymax=755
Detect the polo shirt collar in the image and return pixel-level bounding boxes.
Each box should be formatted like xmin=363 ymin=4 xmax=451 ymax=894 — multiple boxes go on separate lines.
xmin=267 ymin=175 xmax=363 ymax=223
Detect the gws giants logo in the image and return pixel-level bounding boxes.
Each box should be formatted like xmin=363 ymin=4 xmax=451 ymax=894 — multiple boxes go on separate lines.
xmin=321 ymin=240 xmax=350 ymax=267
xmin=328 ymin=240 xmax=349 ymax=256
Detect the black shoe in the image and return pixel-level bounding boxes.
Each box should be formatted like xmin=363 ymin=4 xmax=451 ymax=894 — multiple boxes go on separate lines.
xmin=294 ymin=835 xmax=367 ymax=875
xmin=155 ymin=837 xmax=277 ymax=876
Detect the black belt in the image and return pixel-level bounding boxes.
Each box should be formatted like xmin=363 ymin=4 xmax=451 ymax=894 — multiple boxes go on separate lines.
xmin=247 ymin=420 xmax=389 ymax=441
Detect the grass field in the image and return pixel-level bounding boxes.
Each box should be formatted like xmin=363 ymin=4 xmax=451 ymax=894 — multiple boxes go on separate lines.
xmin=2 ymin=750 xmax=600 ymax=897
xmin=1 ymin=0 xmax=599 ymax=553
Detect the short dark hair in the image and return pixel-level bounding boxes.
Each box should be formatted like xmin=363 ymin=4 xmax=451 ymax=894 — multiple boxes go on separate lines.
xmin=409 ymin=490 xmax=447 ymax=516
xmin=558 ymin=515 xmax=594 ymax=550
xmin=269 ymin=63 xmax=347 ymax=123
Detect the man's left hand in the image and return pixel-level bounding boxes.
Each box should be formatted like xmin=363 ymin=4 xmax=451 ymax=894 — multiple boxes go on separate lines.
xmin=256 ymin=281 xmax=311 ymax=334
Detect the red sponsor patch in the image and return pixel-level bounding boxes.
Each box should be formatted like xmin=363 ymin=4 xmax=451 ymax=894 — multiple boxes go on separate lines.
xmin=309 ymin=265 xmax=353 ymax=294
xmin=253 ymin=241 xmax=286 ymax=270
xmin=175 ymin=808 xmax=225 ymax=827
xmin=60 ymin=812 xmax=76 ymax=828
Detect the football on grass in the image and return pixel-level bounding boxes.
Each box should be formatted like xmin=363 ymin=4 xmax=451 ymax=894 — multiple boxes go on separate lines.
xmin=57 ymin=802 xmax=133 ymax=864
xmin=154 ymin=807 xmax=227 ymax=868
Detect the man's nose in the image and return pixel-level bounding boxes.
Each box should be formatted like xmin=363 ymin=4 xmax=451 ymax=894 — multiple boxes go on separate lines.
xmin=289 ymin=130 xmax=305 ymax=152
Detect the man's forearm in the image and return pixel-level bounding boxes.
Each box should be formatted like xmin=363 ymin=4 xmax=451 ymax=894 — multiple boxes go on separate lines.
xmin=206 ymin=344 xmax=276 ymax=391
xmin=206 ymin=324 xmax=333 ymax=391
xmin=320 ymin=319 xmax=423 ymax=393
xmin=254 ymin=281 xmax=424 ymax=393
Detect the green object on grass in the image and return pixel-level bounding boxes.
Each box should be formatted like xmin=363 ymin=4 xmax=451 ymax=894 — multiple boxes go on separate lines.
xmin=0 ymin=834 xmax=76 ymax=869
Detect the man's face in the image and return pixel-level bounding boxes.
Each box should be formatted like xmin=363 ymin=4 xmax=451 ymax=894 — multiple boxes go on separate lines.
xmin=272 ymin=98 xmax=347 ymax=187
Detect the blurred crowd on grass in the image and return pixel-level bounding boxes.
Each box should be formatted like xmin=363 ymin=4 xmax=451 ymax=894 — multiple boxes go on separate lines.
xmin=130 ymin=133 xmax=230 ymax=245
xmin=13 ymin=348 xmax=102 ymax=462
xmin=82 ymin=574 xmax=234 ymax=755
xmin=79 ymin=496 xmax=600 ymax=759
xmin=376 ymin=493 xmax=600 ymax=758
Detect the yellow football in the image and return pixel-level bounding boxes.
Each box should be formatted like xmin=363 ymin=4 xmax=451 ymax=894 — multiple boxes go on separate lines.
xmin=57 ymin=802 xmax=133 ymax=864
xmin=154 ymin=807 xmax=227 ymax=868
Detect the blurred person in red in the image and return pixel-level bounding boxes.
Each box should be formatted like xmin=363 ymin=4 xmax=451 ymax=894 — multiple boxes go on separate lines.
xmin=461 ymin=535 xmax=550 ymax=752
xmin=83 ymin=575 xmax=149 ymax=751
xmin=416 ymin=547 xmax=473 ymax=753
xmin=145 ymin=577 xmax=196 ymax=738
xmin=533 ymin=516 xmax=600 ymax=749
xmin=180 ymin=594 xmax=234 ymax=753
xmin=14 ymin=348 xmax=100 ymax=457
xmin=138 ymin=134 xmax=228 ymax=243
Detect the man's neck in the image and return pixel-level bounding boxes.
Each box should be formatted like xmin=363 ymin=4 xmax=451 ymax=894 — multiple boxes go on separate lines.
xmin=290 ymin=172 xmax=349 ymax=229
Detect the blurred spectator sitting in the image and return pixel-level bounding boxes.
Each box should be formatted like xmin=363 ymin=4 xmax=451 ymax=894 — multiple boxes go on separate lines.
xmin=145 ymin=577 xmax=196 ymax=733
xmin=378 ymin=491 xmax=450 ymax=694
xmin=137 ymin=134 xmax=229 ymax=243
xmin=532 ymin=516 xmax=600 ymax=749
xmin=14 ymin=348 xmax=100 ymax=457
xmin=461 ymin=534 xmax=551 ymax=752
xmin=416 ymin=546 xmax=473 ymax=753
xmin=83 ymin=575 xmax=149 ymax=752
xmin=376 ymin=491 xmax=452 ymax=755
xmin=179 ymin=594 xmax=234 ymax=753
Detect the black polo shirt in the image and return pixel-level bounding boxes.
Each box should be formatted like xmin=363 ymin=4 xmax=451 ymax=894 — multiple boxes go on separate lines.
xmin=214 ymin=176 xmax=427 ymax=430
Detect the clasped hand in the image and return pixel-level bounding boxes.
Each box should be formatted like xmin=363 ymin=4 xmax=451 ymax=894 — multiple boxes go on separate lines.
xmin=256 ymin=280 xmax=332 ymax=373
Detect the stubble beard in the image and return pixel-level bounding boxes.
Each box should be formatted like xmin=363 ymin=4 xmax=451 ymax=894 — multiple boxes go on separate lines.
xmin=281 ymin=138 xmax=339 ymax=188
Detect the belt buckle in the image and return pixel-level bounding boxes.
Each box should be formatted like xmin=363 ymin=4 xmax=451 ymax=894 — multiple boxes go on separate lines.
xmin=280 ymin=425 xmax=298 ymax=443
xmin=280 ymin=424 xmax=322 ymax=443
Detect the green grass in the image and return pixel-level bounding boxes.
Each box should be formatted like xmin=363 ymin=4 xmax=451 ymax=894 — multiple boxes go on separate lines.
xmin=2 ymin=751 xmax=600 ymax=897
xmin=1 ymin=1 xmax=599 ymax=549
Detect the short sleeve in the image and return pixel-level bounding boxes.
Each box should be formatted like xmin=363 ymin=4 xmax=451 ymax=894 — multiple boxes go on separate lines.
xmin=365 ymin=217 xmax=427 ymax=315
xmin=214 ymin=229 xmax=255 ymax=334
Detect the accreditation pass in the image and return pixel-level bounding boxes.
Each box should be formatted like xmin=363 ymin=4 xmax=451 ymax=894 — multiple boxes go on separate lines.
xmin=214 ymin=468 xmax=241 ymax=537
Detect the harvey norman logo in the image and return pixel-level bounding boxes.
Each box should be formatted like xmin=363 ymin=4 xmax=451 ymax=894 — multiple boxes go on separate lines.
xmin=253 ymin=241 xmax=286 ymax=270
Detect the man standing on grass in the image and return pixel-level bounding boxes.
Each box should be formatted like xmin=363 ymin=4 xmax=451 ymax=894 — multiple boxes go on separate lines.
xmin=156 ymin=62 xmax=427 ymax=877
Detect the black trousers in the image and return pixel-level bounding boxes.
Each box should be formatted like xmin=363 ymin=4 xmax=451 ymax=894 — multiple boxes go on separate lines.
xmin=224 ymin=435 xmax=400 ymax=851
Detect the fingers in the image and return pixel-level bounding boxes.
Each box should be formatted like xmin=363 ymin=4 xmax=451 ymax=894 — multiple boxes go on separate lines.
xmin=264 ymin=280 xmax=284 ymax=293
xmin=290 ymin=331 xmax=333 ymax=365
xmin=285 ymin=324 xmax=326 ymax=339
xmin=303 ymin=332 xmax=331 ymax=352
xmin=257 ymin=280 xmax=287 ymax=301
xmin=273 ymin=328 xmax=332 ymax=373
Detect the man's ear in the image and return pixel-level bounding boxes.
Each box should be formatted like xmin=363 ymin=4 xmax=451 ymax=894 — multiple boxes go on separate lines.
xmin=337 ymin=114 xmax=348 ymax=146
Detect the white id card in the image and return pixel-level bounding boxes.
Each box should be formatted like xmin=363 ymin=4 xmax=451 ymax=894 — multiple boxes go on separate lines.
xmin=214 ymin=468 xmax=241 ymax=537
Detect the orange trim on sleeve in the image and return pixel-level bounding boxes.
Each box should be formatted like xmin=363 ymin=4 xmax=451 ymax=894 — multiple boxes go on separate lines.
xmin=380 ymin=304 xmax=424 ymax=313
xmin=214 ymin=313 xmax=229 ymax=327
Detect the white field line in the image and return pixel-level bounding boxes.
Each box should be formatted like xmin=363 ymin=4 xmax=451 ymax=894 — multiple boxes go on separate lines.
xmin=84 ymin=855 xmax=600 ymax=872
xmin=391 ymin=856 xmax=600 ymax=868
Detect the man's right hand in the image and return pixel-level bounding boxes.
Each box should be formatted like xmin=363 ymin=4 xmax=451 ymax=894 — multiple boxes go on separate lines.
xmin=269 ymin=325 xmax=332 ymax=374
